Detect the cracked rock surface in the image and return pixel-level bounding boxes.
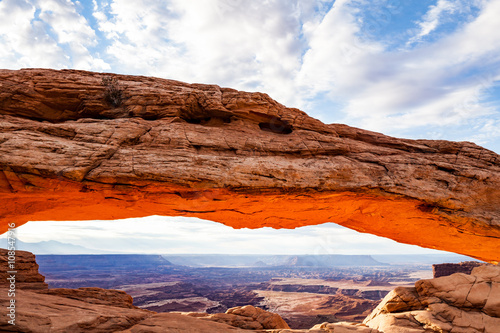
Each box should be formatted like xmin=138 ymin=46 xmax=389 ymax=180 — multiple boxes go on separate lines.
xmin=0 ymin=68 xmax=499 ymax=262
xmin=363 ymin=265 xmax=500 ymax=333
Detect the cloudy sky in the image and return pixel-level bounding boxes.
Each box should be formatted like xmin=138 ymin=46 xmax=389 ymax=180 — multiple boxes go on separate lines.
xmin=4 ymin=217 xmax=455 ymax=255
xmin=0 ymin=0 xmax=499 ymax=152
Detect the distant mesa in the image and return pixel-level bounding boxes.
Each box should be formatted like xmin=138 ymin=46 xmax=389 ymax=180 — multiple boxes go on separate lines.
xmin=252 ymin=260 xmax=268 ymax=267
xmin=364 ymin=280 xmax=393 ymax=287
xmin=162 ymin=254 xmax=387 ymax=268
xmin=281 ymin=255 xmax=386 ymax=267
xmin=432 ymin=261 xmax=491 ymax=278
xmin=0 ymin=239 xmax=116 ymax=254
xmin=36 ymin=254 xmax=173 ymax=272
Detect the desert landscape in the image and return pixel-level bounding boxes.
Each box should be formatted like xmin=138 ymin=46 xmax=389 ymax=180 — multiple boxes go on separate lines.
xmin=33 ymin=253 xmax=440 ymax=328
xmin=1 ymin=248 xmax=499 ymax=332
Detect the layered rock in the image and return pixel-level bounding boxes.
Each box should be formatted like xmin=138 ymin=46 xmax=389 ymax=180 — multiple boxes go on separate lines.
xmin=0 ymin=248 xmax=48 ymax=290
xmin=0 ymin=68 xmax=499 ymax=263
xmin=432 ymin=261 xmax=486 ymax=278
xmin=38 ymin=287 xmax=137 ymax=309
xmin=363 ymin=265 xmax=500 ymax=332
xmin=0 ymin=288 xmax=152 ymax=333
xmin=2 ymin=249 xmax=499 ymax=332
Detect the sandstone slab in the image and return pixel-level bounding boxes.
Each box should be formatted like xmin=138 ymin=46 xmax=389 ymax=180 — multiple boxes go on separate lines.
xmin=0 ymin=288 xmax=151 ymax=333
xmin=37 ymin=287 xmax=137 ymax=309
xmin=118 ymin=312 xmax=250 ymax=333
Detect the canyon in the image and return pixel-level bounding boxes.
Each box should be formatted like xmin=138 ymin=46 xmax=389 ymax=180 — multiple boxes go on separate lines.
xmin=0 ymin=69 xmax=499 ymax=262
xmin=1 ymin=249 xmax=499 ymax=332
xmin=34 ymin=253 xmax=425 ymax=328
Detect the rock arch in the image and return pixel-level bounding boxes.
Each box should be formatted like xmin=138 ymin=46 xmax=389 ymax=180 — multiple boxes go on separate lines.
xmin=0 ymin=69 xmax=499 ymax=263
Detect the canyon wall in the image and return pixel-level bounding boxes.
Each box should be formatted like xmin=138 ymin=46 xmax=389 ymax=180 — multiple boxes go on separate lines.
xmin=0 ymin=69 xmax=499 ymax=262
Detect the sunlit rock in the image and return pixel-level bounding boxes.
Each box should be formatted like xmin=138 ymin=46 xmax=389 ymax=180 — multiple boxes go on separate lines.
xmin=363 ymin=265 xmax=500 ymax=332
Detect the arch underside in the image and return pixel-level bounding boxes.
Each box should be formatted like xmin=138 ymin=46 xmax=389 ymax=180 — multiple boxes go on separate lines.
xmin=1 ymin=175 xmax=499 ymax=264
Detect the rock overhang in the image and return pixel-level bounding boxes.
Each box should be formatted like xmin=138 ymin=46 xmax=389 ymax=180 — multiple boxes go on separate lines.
xmin=0 ymin=68 xmax=499 ymax=263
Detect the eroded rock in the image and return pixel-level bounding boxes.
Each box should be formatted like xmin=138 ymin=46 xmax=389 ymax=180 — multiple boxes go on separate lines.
xmin=0 ymin=248 xmax=48 ymax=290
xmin=432 ymin=261 xmax=487 ymax=278
xmin=363 ymin=265 xmax=500 ymax=333
xmin=118 ymin=312 xmax=250 ymax=333
xmin=0 ymin=68 xmax=499 ymax=263
xmin=0 ymin=288 xmax=151 ymax=333
xmin=186 ymin=305 xmax=290 ymax=330
xmin=38 ymin=287 xmax=137 ymax=309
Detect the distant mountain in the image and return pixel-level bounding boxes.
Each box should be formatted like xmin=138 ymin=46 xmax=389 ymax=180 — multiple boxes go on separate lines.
xmin=162 ymin=254 xmax=387 ymax=267
xmin=280 ymin=255 xmax=385 ymax=267
xmin=0 ymin=239 xmax=117 ymax=254
xmin=36 ymin=254 xmax=173 ymax=272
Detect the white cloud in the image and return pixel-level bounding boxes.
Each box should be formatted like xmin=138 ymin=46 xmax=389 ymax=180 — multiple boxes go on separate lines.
xmin=407 ymin=0 xmax=458 ymax=45
xmin=295 ymin=0 xmax=500 ymax=140
xmin=0 ymin=0 xmax=109 ymax=70
xmin=0 ymin=0 xmax=64 ymax=68
xmin=95 ymin=0 xmax=323 ymax=106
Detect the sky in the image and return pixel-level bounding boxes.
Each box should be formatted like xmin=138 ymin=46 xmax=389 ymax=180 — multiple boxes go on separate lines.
xmin=0 ymin=0 xmax=499 ymax=152
xmin=1 ymin=217 xmax=458 ymax=255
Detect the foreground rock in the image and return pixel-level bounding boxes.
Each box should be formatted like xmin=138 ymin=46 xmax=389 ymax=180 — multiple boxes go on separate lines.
xmin=0 ymin=69 xmax=499 ymax=262
xmin=363 ymin=265 xmax=500 ymax=332
xmin=38 ymin=287 xmax=137 ymax=309
xmin=0 ymin=288 xmax=151 ymax=333
xmin=0 ymin=248 xmax=47 ymax=290
xmin=1 ymin=249 xmax=499 ymax=332
xmin=187 ymin=305 xmax=290 ymax=330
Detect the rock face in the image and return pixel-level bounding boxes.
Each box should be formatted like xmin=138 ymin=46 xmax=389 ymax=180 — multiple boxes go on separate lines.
xmin=432 ymin=261 xmax=488 ymax=278
xmin=363 ymin=265 xmax=500 ymax=333
xmin=0 ymin=68 xmax=499 ymax=262
xmin=0 ymin=288 xmax=151 ymax=333
xmin=0 ymin=248 xmax=48 ymax=290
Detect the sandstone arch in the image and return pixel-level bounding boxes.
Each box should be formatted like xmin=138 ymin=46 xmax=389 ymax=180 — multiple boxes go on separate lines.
xmin=0 ymin=69 xmax=499 ymax=263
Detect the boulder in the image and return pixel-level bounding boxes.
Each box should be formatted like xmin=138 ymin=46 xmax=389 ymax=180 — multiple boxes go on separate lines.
xmin=186 ymin=305 xmax=290 ymax=330
xmin=363 ymin=265 xmax=500 ymax=332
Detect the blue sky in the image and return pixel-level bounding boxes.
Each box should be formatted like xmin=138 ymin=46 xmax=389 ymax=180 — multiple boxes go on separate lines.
xmin=0 ymin=0 xmax=499 ymax=152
